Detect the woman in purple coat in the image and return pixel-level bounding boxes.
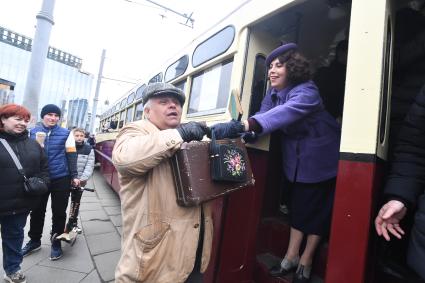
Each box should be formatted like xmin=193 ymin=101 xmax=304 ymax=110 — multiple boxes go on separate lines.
xmin=212 ymin=43 xmax=341 ymax=283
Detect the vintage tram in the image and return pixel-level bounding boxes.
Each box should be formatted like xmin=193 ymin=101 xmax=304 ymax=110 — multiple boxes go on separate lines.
xmin=95 ymin=0 xmax=425 ymax=282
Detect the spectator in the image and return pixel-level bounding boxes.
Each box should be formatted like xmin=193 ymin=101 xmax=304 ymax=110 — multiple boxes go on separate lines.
xmin=66 ymin=128 xmax=95 ymax=233
xmin=21 ymin=104 xmax=79 ymax=261
xmin=375 ymin=84 xmax=425 ymax=281
xmin=87 ymin=134 xmax=96 ymax=149
xmin=211 ymin=43 xmax=341 ymax=283
xmin=0 ymin=104 xmax=49 ymax=283
xmin=112 ymin=82 xmax=211 ymax=283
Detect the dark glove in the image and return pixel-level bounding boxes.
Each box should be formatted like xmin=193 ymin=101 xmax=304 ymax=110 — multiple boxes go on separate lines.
xmin=209 ymin=120 xmax=245 ymax=139
xmin=177 ymin=122 xmax=207 ymax=142
xmin=241 ymin=131 xmax=258 ymax=144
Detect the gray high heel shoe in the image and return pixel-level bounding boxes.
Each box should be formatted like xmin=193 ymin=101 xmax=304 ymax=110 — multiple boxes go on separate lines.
xmin=269 ymin=256 xmax=300 ymax=277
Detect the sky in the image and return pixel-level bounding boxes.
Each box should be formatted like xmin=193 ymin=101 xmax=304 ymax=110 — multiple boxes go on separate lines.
xmin=1 ymin=0 xmax=246 ymax=112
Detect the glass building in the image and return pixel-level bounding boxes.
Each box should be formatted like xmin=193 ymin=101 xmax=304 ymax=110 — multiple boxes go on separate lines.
xmin=0 ymin=25 xmax=94 ymax=129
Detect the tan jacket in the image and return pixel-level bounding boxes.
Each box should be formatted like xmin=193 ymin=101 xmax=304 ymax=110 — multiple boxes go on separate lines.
xmin=112 ymin=120 xmax=213 ymax=283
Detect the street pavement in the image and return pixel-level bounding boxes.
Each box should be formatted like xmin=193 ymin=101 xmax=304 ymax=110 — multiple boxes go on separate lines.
xmin=0 ymin=168 xmax=122 ymax=283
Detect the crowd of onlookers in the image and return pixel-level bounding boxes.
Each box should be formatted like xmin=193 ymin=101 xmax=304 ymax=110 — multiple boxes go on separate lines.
xmin=0 ymin=103 xmax=94 ymax=283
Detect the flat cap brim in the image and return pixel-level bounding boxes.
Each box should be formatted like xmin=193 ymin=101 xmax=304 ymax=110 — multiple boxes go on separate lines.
xmin=142 ymin=82 xmax=186 ymax=106
xmin=265 ymin=43 xmax=298 ymax=66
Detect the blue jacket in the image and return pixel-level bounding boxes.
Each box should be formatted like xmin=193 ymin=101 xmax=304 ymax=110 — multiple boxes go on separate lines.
xmin=30 ymin=124 xmax=78 ymax=180
xmin=252 ymin=81 xmax=341 ymax=183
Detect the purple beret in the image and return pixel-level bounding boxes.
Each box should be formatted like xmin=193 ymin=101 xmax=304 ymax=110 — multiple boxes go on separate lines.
xmin=265 ymin=43 xmax=298 ymax=66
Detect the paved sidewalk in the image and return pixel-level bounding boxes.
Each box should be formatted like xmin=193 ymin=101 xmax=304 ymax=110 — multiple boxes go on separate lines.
xmin=0 ymin=168 xmax=122 ymax=283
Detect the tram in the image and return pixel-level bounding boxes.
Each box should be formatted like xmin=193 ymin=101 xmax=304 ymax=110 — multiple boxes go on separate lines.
xmin=95 ymin=0 xmax=425 ymax=282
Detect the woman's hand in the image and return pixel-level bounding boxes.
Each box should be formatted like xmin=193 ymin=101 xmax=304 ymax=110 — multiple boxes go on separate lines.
xmin=375 ymin=200 xmax=407 ymax=241
xmin=209 ymin=120 xmax=245 ymax=139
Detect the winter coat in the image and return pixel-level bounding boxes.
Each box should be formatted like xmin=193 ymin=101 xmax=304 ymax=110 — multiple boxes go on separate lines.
xmin=30 ymin=124 xmax=78 ymax=180
xmin=76 ymin=143 xmax=95 ymax=181
xmin=251 ymin=81 xmax=341 ymax=183
xmin=0 ymin=130 xmax=49 ymax=216
xmin=384 ymin=84 xmax=425 ymax=280
xmin=112 ymin=120 xmax=213 ymax=283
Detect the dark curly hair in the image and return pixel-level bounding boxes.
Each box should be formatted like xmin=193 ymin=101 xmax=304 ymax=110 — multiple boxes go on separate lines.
xmin=276 ymin=50 xmax=311 ymax=86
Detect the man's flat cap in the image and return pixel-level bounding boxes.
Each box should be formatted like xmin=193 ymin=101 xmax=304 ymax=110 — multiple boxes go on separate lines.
xmin=265 ymin=43 xmax=298 ymax=66
xmin=142 ymin=82 xmax=185 ymax=106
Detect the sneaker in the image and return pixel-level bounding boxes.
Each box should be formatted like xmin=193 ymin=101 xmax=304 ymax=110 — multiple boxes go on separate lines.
xmin=50 ymin=241 xmax=63 ymax=261
xmin=21 ymin=239 xmax=41 ymax=257
xmin=4 ymin=270 xmax=26 ymax=283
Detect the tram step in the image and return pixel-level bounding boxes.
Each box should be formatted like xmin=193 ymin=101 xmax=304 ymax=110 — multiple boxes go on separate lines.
xmin=255 ymin=217 xmax=328 ymax=282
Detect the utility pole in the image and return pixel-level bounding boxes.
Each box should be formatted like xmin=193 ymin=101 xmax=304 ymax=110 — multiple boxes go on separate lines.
xmin=23 ymin=0 xmax=56 ymax=124
xmin=89 ymin=49 xmax=106 ymax=134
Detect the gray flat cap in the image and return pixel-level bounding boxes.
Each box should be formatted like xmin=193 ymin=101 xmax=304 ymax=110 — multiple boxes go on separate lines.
xmin=142 ymin=82 xmax=185 ymax=106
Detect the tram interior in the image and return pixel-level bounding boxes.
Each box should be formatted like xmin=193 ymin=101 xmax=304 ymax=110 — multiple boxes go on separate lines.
xmin=244 ymin=0 xmax=425 ymax=282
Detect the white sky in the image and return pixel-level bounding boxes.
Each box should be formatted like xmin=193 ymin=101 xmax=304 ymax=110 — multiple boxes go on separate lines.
xmin=1 ymin=0 xmax=246 ymax=110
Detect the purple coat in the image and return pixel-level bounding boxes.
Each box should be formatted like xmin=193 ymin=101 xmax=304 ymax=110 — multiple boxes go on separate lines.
xmin=252 ymin=81 xmax=340 ymax=183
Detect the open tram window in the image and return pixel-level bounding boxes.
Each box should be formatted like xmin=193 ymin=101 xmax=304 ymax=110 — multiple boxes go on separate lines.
xmin=187 ymin=59 xmax=233 ymax=117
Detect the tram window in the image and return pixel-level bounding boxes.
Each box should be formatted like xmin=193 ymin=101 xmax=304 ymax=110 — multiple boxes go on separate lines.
xmin=192 ymin=26 xmax=235 ymax=67
xmin=134 ymin=102 xmax=144 ymax=121
xmin=127 ymin=92 xmax=135 ymax=104
xmin=248 ymin=55 xmax=267 ymax=117
xmin=126 ymin=107 xmax=134 ymax=123
xmin=119 ymin=111 xmax=125 ymax=128
xmin=120 ymin=98 xmax=126 ymax=109
xmin=149 ymin=73 xmax=163 ymax=84
xmin=379 ymin=17 xmax=391 ymax=144
xmin=187 ymin=59 xmax=233 ymax=117
xmin=174 ymin=80 xmax=186 ymax=91
xmin=165 ymin=55 xmax=189 ymax=82
xmin=135 ymin=84 xmax=146 ymax=101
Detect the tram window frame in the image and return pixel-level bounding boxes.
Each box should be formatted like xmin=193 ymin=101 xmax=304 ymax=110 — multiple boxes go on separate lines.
xmin=126 ymin=106 xmax=134 ymax=123
xmin=192 ymin=25 xmax=235 ymax=68
xmin=187 ymin=59 xmax=233 ymax=117
xmin=248 ymin=54 xmax=267 ymax=117
xmin=134 ymin=101 xmax=144 ymax=121
xmin=135 ymin=84 xmax=146 ymax=101
xmin=165 ymin=55 xmax=189 ymax=82
xmin=379 ymin=17 xmax=392 ymax=144
xmin=127 ymin=92 xmax=135 ymax=104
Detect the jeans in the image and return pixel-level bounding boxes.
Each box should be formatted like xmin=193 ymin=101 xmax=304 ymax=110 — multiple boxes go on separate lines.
xmin=0 ymin=212 xmax=28 ymax=275
xmin=29 ymin=176 xmax=70 ymax=240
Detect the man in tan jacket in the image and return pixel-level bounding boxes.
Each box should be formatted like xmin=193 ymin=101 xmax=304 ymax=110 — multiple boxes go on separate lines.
xmin=112 ymin=82 xmax=213 ymax=283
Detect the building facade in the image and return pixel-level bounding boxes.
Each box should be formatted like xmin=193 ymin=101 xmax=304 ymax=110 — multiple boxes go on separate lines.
xmin=0 ymin=26 xmax=94 ymax=129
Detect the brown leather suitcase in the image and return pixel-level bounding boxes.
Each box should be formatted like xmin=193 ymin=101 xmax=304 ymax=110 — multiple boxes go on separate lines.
xmin=171 ymin=139 xmax=255 ymax=207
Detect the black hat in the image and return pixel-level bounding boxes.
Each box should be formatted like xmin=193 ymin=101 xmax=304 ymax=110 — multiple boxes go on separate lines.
xmin=40 ymin=104 xmax=61 ymax=118
xmin=265 ymin=43 xmax=298 ymax=66
xmin=142 ymin=82 xmax=185 ymax=106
